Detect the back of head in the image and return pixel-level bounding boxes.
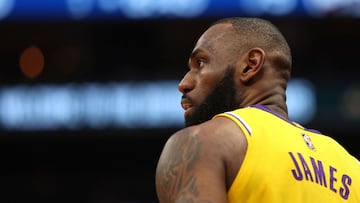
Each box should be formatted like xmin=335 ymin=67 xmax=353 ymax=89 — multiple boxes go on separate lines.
xmin=212 ymin=17 xmax=292 ymax=81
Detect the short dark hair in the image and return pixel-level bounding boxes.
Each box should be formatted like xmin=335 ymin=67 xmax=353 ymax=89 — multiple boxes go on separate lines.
xmin=212 ymin=17 xmax=292 ymax=81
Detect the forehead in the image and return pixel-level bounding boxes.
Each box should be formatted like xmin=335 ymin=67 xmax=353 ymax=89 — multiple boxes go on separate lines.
xmin=193 ymin=23 xmax=233 ymax=55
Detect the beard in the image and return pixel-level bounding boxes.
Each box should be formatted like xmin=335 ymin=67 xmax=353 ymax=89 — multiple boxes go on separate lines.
xmin=185 ymin=66 xmax=239 ymax=127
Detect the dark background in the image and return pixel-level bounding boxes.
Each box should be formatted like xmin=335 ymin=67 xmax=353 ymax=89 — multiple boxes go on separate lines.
xmin=0 ymin=11 xmax=359 ymax=203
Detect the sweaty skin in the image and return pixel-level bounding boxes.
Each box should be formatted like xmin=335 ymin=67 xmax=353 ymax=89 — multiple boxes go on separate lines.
xmin=156 ymin=18 xmax=360 ymax=203
xmin=156 ymin=22 xmax=288 ymax=203
xmin=156 ymin=117 xmax=247 ymax=202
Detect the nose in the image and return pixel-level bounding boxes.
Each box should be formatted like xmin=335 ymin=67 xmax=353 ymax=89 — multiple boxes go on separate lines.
xmin=178 ymin=71 xmax=195 ymax=94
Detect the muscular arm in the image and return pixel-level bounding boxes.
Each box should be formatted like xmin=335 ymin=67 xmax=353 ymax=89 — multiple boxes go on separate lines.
xmin=155 ymin=126 xmax=228 ymax=203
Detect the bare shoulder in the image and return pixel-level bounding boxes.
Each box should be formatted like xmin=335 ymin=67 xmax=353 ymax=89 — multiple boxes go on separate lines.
xmin=155 ymin=117 xmax=247 ymax=203
xmin=155 ymin=124 xmax=222 ymax=203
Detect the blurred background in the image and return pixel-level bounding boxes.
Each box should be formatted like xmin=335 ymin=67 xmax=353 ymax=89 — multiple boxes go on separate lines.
xmin=0 ymin=0 xmax=359 ymax=202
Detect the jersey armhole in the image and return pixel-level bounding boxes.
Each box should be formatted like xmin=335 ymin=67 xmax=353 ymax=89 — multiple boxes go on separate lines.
xmin=214 ymin=112 xmax=252 ymax=138
xmin=214 ymin=112 xmax=254 ymax=199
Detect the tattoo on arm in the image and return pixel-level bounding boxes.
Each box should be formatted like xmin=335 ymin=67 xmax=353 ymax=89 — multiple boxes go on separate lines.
xmin=157 ymin=129 xmax=214 ymax=203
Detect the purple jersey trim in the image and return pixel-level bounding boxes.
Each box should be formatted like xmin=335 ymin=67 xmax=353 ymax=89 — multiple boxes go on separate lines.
xmin=250 ymin=104 xmax=322 ymax=134
xmin=224 ymin=111 xmax=252 ymax=135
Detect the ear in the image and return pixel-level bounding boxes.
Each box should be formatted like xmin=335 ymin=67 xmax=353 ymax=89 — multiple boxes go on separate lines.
xmin=239 ymin=48 xmax=265 ymax=83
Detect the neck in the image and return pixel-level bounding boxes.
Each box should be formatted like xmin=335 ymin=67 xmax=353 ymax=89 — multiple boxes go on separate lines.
xmin=262 ymin=103 xmax=288 ymax=119
xmin=239 ymin=85 xmax=288 ymax=119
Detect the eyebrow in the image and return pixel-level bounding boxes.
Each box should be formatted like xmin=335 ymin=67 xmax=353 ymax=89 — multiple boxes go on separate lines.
xmin=189 ymin=49 xmax=199 ymax=59
xmin=189 ymin=48 xmax=208 ymax=59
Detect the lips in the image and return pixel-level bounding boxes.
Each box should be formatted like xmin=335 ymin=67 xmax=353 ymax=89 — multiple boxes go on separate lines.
xmin=181 ymin=96 xmax=193 ymax=111
xmin=181 ymin=100 xmax=192 ymax=111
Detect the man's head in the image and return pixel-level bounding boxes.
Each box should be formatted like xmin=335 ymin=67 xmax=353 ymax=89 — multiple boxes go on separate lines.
xmin=179 ymin=17 xmax=292 ymax=126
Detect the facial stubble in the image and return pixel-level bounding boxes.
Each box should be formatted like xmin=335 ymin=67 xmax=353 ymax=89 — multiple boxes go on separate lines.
xmin=185 ymin=66 xmax=238 ymax=127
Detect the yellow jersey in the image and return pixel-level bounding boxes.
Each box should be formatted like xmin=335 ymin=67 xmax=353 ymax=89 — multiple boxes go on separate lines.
xmin=214 ymin=105 xmax=360 ymax=203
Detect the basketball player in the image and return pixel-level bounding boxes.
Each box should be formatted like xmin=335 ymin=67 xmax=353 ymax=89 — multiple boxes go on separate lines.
xmin=155 ymin=17 xmax=360 ymax=202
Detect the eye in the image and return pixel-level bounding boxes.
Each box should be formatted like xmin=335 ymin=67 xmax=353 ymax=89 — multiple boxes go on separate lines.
xmin=197 ymin=59 xmax=206 ymax=68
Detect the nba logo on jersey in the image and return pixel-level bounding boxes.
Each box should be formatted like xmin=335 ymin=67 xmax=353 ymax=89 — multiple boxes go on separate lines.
xmin=302 ymin=134 xmax=315 ymax=150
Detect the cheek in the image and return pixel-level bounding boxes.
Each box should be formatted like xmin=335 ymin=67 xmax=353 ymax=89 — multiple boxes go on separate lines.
xmin=192 ymin=82 xmax=211 ymax=105
xmin=193 ymin=71 xmax=222 ymax=102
